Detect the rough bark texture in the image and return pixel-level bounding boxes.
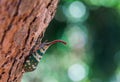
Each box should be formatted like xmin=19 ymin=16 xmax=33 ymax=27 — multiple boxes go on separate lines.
xmin=0 ymin=0 xmax=59 ymax=82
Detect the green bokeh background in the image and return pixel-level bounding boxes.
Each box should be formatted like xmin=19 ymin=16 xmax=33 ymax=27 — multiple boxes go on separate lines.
xmin=22 ymin=0 xmax=120 ymax=82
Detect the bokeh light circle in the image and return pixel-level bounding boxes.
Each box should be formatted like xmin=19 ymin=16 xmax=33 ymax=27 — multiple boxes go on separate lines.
xmin=62 ymin=1 xmax=88 ymax=22
xmin=69 ymin=1 xmax=86 ymax=19
xmin=68 ymin=64 xmax=88 ymax=81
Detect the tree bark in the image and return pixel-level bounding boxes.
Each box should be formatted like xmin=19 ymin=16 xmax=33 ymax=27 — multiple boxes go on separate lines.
xmin=0 ymin=0 xmax=59 ymax=82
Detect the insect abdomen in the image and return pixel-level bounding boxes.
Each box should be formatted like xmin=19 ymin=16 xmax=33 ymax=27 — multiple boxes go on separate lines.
xmin=24 ymin=50 xmax=43 ymax=72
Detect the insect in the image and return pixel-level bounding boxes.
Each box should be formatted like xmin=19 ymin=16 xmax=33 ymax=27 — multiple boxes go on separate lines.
xmin=23 ymin=40 xmax=66 ymax=72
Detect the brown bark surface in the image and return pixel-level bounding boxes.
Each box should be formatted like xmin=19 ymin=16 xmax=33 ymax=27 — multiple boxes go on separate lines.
xmin=0 ymin=0 xmax=59 ymax=82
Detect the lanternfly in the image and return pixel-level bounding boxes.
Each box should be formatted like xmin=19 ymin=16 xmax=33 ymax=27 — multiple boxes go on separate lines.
xmin=23 ymin=40 xmax=66 ymax=72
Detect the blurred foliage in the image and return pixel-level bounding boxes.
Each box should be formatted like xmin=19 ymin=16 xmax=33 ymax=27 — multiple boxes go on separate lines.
xmin=22 ymin=0 xmax=120 ymax=82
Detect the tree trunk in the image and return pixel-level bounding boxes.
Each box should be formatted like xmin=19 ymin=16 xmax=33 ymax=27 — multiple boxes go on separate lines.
xmin=0 ymin=0 xmax=59 ymax=82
